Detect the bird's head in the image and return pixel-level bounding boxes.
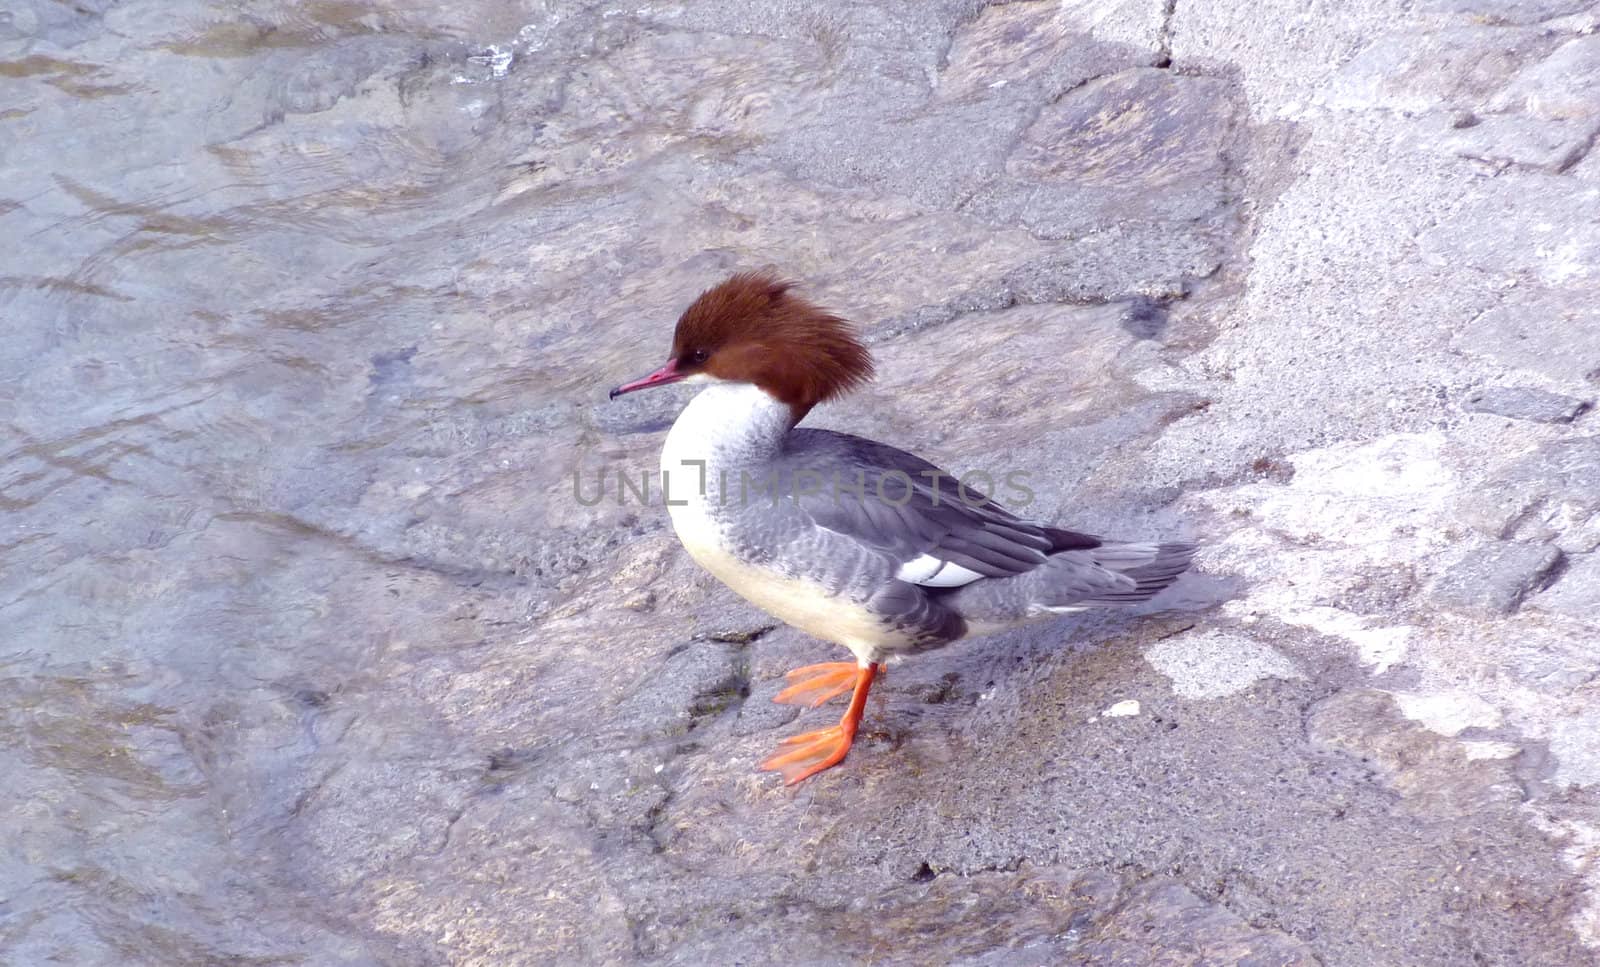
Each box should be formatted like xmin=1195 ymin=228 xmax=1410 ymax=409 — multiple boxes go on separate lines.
xmin=610 ymin=270 xmax=874 ymax=422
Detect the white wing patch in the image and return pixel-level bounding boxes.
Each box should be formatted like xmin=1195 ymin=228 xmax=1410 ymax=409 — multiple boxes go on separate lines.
xmin=897 ymin=554 xmax=986 ymax=588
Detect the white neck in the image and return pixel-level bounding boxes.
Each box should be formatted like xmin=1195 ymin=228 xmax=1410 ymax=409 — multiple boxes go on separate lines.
xmin=660 ymin=382 xmax=791 ymax=477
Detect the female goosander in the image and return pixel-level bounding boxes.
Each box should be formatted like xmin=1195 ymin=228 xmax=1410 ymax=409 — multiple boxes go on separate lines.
xmin=610 ymin=271 xmax=1196 ymax=784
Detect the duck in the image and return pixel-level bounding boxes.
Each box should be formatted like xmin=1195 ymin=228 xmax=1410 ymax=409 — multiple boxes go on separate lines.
xmin=610 ymin=271 xmax=1196 ymax=784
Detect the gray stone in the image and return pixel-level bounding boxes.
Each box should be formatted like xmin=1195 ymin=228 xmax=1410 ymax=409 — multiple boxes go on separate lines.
xmin=1417 ymin=0 xmax=1595 ymax=22
xmin=1005 ymin=69 xmax=1235 ymax=231
xmin=937 ymin=1 xmax=1159 ymax=102
xmin=1491 ymin=34 xmax=1600 ymax=121
xmin=663 ymin=867 xmax=1317 ymax=965
xmin=1428 ymin=541 xmax=1564 ymax=615
xmin=1419 ymin=173 xmax=1600 ymax=287
xmin=1144 ymin=629 xmax=1303 ymax=698
xmin=1330 ymin=26 xmax=1551 ymax=115
xmin=587 ymin=383 xmax=689 ymax=436
xmin=1458 ymin=436 xmax=1600 ymax=551
xmin=1548 ymin=709 xmax=1600 ymax=787
xmin=1575 ymin=142 xmax=1600 ymax=181
xmin=1461 ymin=385 xmax=1591 ymax=423
xmin=1453 ymin=291 xmax=1600 ymax=385
xmin=615 ymin=641 xmax=748 ymax=738
xmin=1528 ymin=552 xmax=1600 ymax=623
xmin=728 ymin=675 xmax=801 ymax=736
xmin=1426 ymin=112 xmax=1600 ymax=170
xmin=1076 ymin=879 xmax=1319 ymax=965
xmin=1309 ymin=689 xmax=1529 ymax=818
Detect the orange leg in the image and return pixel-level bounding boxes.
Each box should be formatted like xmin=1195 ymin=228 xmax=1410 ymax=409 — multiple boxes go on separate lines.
xmin=760 ymin=662 xmax=879 ymax=785
xmin=772 ymin=661 xmax=859 ymax=708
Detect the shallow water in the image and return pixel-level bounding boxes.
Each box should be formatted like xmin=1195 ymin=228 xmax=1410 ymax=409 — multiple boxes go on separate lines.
xmin=2 ymin=3 xmax=625 ymax=961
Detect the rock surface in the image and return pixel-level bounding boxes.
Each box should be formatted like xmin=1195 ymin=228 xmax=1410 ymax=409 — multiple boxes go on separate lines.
xmin=1463 ymin=386 xmax=1592 ymax=424
xmin=2 ymin=0 xmax=1599 ymax=965
xmin=1429 ymin=540 xmax=1565 ymax=615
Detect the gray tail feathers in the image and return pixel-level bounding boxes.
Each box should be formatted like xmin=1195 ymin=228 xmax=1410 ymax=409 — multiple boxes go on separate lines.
xmin=940 ymin=539 xmax=1200 ymax=629
xmin=1078 ymin=541 xmax=1198 ymax=605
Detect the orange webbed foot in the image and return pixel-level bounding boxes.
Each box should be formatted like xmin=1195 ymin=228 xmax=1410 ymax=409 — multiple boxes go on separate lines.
xmin=759 ymin=662 xmax=879 ymax=785
xmin=773 ymin=661 xmax=859 ymax=708
xmin=759 ymin=724 xmax=857 ymax=785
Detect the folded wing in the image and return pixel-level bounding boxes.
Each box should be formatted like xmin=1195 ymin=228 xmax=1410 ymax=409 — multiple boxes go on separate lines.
xmin=776 ymin=430 xmax=1100 ymax=589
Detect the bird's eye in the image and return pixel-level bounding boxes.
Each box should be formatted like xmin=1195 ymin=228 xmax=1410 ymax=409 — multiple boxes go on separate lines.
xmin=691 ymin=348 xmax=710 ymax=363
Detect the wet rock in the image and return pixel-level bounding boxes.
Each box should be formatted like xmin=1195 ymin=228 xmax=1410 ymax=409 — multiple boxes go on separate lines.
xmin=366 ymin=794 xmax=640 ymax=965
xmin=1462 ymin=385 xmax=1590 ymax=424
xmin=663 ymin=865 xmax=1316 ymax=965
xmin=996 ymin=236 xmax=1218 ymax=304
xmin=367 ymin=345 xmax=418 ymax=386
xmin=1118 ymin=296 xmax=1171 ymax=339
xmin=10 ymin=0 xmax=1600 ymax=963
xmin=1078 ymin=879 xmax=1319 ymax=966
xmin=938 ymin=1 xmax=1147 ymax=102
xmin=1428 ymin=541 xmax=1564 ymax=615
xmin=1308 ymin=689 xmax=1527 ymax=819
xmin=729 ymin=675 xmax=801 ymax=737
xmin=589 ymin=384 xmax=691 ymax=436
xmin=616 ymin=641 xmax=748 ymax=738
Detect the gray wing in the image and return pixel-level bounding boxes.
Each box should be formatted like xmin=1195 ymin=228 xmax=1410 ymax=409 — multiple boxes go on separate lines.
xmin=771 ymin=429 xmax=1086 ymax=588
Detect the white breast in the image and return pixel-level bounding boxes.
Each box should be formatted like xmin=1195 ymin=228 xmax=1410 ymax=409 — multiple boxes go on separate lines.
xmin=658 ymin=382 xmax=786 ymax=553
xmin=659 ymin=383 xmax=906 ymax=659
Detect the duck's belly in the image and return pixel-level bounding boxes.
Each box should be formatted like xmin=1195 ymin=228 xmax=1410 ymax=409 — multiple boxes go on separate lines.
xmin=669 ymin=508 xmax=903 ymax=656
